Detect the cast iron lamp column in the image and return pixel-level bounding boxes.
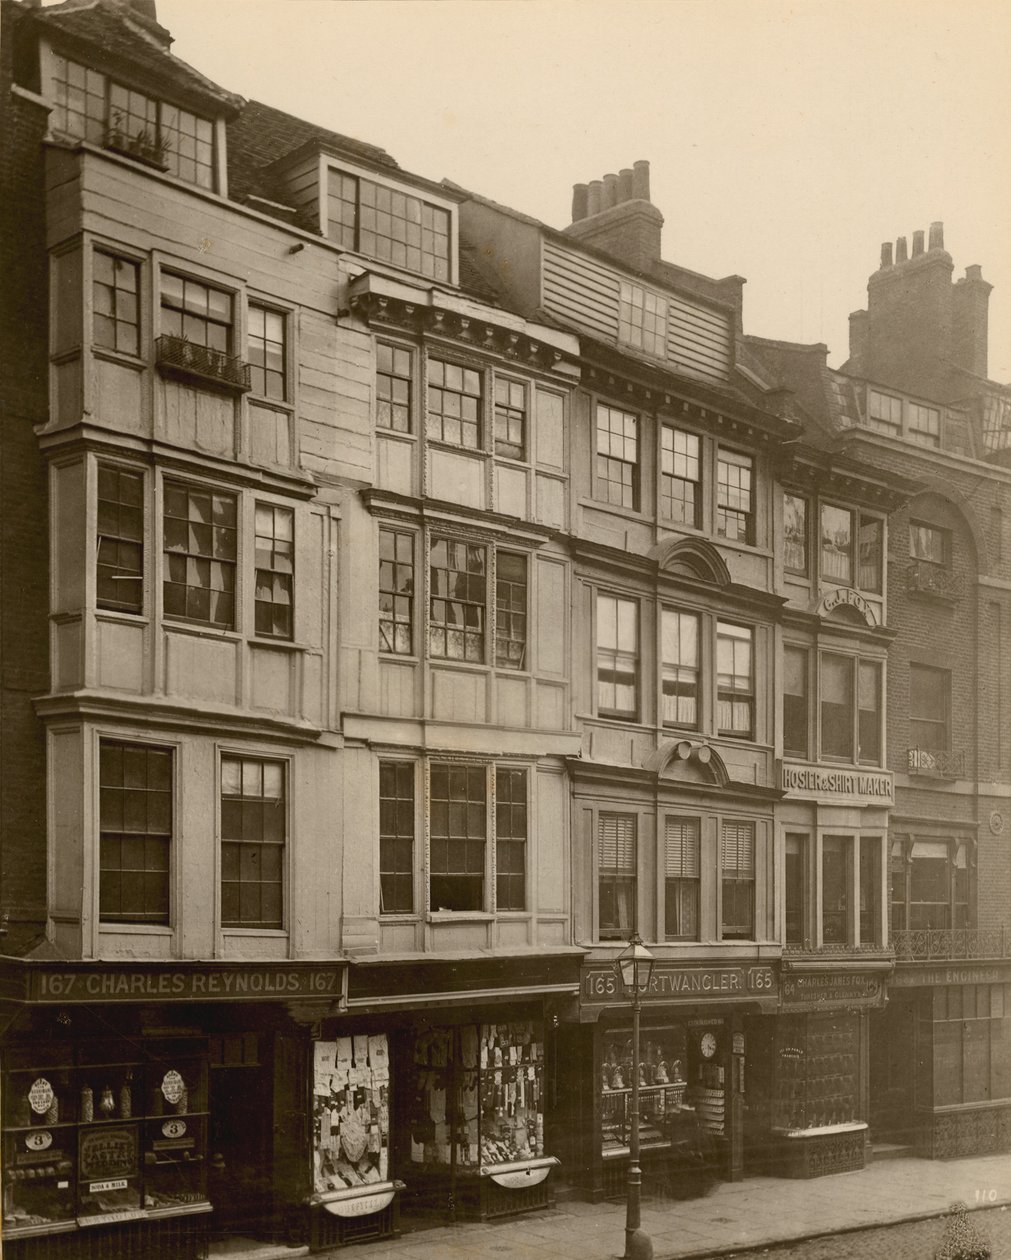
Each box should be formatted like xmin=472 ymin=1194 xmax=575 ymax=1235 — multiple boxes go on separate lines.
xmin=614 ymin=933 xmax=656 ymax=1260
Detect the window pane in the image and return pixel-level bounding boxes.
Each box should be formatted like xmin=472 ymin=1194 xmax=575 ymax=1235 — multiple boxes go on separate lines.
xmin=783 ymin=494 xmax=808 ymax=573
xmin=785 ymin=834 xmax=806 ymax=945
xmin=495 ymin=552 xmax=527 ymax=670
xmin=596 ymin=405 xmax=639 ymax=510
xmin=163 ymin=484 xmax=236 ymax=628
xmin=429 ymin=538 xmax=485 ymax=661
xmin=821 ymin=654 xmax=854 ymax=760
xmin=822 ymin=836 xmax=849 ymax=944
xmin=909 ymin=664 xmax=950 ymax=751
xmin=783 ymin=646 xmax=809 ymax=758
xmin=100 ymin=741 xmax=171 ymax=925
xmin=821 ymin=505 xmax=853 ymax=583
xmin=717 ymin=450 xmax=754 ymax=544
xmin=380 ymin=761 xmax=414 ymax=914
xmin=716 ymin=622 xmax=753 ymax=737
xmin=661 ymin=609 xmax=699 ymax=727
xmin=599 ymin=814 xmax=636 ymax=939
xmin=858 ymin=516 xmax=882 ymax=593
xmin=597 ymin=595 xmax=638 ymax=718
xmin=429 ymin=762 xmax=485 ymax=912
xmin=220 ymin=757 xmax=285 ymax=929
xmin=858 ymin=661 xmax=881 ymax=764
xmin=97 ymin=465 xmax=145 ymax=614
xmin=721 ymin=821 xmax=754 ymax=939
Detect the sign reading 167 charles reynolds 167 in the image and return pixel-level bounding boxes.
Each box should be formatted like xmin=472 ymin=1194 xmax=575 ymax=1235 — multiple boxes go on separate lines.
xmin=582 ymin=963 xmax=776 ymax=1004
xmin=30 ymin=964 xmax=343 ymax=1003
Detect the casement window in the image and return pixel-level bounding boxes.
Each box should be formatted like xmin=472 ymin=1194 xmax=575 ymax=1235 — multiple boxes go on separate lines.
xmin=326 ymin=168 xmax=451 ymax=281
xmin=377 ymin=342 xmax=412 ymax=433
xmin=160 ymin=274 xmax=232 ymax=352
xmin=618 ymin=281 xmax=667 ymax=358
xmin=716 ymin=622 xmax=753 ymax=738
xmin=494 ymin=378 xmax=527 ymax=460
xmin=97 ymin=464 xmax=144 ymax=615
xmin=819 ymin=653 xmax=882 ymax=764
xmin=910 ymin=521 xmax=949 ymax=568
xmin=660 ymin=427 xmax=701 ymax=527
xmin=597 ymin=594 xmax=639 ymax=719
xmin=50 ymin=55 xmax=214 ymax=188
xmin=664 ymin=817 xmax=699 ymax=940
xmin=716 ymin=449 xmax=754 ymax=544
xmin=495 ymin=767 xmax=528 ymax=911
xmin=661 ymin=609 xmax=699 ymax=728
xmin=868 ymin=389 xmax=902 ymax=435
xmin=99 ymin=740 xmax=172 ymax=925
xmin=720 ymin=820 xmax=755 ymax=940
xmin=162 ymin=482 xmax=237 ymax=629
xmin=784 ymin=833 xmax=806 ymax=945
xmin=820 ymin=504 xmax=883 ymax=592
xmin=909 ymin=664 xmax=950 ymax=752
xmin=908 ymin=402 xmax=941 ymax=448
xmin=248 ymin=305 xmax=286 ymax=401
xmin=428 ymin=359 xmax=482 ymax=449
xmin=220 ymin=757 xmax=285 ymax=929
xmin=378 ymin=527 xmax=415 ymax=655
xmin=822 ymin=835 xmax=850 ymax=944
xmin=429 ymin=763 xmax=486 ymax=912
xmin=495 ymin=552 xmax=528 ymax=670
xmin=253 ymin=504 xmax=293 ymax=639
xmin=783 ymin=493 xmax=808 ymax=574
xmin=429 ymin=538 xmax=486 ymax=662
xmin=379 ymin=761 xmax=415 ymax=915
xmin=596 ymin=404 xmax=639 ymax=510
xmin=599 ymin=813 xmax=637 ymax=940
xmin=783 ymin=646 xmax=809 ymax=758
xmin=93 ymin=252 xmax=140 ymax=355
xmin=891 ymin=839 xmax=969 ymax=932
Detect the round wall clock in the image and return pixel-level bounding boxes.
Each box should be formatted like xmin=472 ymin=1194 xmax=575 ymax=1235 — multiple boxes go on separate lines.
xmin=700 ymin=1032 xmax=717 ymax=1059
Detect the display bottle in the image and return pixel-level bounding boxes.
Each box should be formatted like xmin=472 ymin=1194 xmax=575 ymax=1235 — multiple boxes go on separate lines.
xmin=120 ymin=1074 xmax=132 ymax=1120
xmin=99 ymin=1086 xmax=116 ymax=1116
xmin=80 ymin=1085 xmax=94 ymax=1123
xmin=45 ymin=1095 xmax=59 ymax=1125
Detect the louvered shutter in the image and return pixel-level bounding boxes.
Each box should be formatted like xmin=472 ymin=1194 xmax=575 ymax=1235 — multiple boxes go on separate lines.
xmin=665 ymin=818 xmax=700 ymax=878
xmin=721 ymin=821 xmax=755 ymax=876
xmin=600 ymin=814 xmax=636 ymax=872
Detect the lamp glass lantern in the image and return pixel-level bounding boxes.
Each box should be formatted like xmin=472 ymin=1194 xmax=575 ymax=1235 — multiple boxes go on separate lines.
xmin=614 ymin=932 xmax=655 ymax=998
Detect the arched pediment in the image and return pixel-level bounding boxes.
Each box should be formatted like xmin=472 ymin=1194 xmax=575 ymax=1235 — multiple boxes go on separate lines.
xmin=644 ymin=739 xmax=730 ymax=787
xmin=652 ymin=537 xmax=731 ymax=587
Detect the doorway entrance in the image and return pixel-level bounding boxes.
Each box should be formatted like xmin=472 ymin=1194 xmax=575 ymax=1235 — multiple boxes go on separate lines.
xmin=869 ymin=999 xmax=918 ymax=1146
xmin=209 ymin=1036 xmax=274 ymax=1241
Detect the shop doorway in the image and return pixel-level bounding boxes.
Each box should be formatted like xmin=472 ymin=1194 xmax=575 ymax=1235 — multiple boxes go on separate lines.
xmin=869 ymin=1000 xmax=918 ymax=1147
xmin=209 ymin=1036 xmax=274 ymax=1241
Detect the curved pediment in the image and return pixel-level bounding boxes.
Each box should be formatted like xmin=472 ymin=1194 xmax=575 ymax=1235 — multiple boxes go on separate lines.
xmin=644 ymin=739 xmax=730 ymax=787
xmin=653 ymin=537 xmax=732 ymax=587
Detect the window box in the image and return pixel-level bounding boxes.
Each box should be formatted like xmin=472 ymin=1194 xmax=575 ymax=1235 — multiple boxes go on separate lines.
xmin=155 ymin=335 xmax=251 ymax=394
xmin=906 ymin=747 xmax=965 ymax=779
xmin=906 ymin=560 xmax=962 ymax=602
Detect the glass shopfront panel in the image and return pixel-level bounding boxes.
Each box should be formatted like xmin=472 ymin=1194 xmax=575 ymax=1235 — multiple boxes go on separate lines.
xmin=312 ymin=1034 xmax=390 ymax=1195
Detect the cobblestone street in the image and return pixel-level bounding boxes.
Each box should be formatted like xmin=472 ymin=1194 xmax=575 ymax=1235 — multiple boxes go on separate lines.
xmin=714 ymin=1204 xmax=1011 ymax=1260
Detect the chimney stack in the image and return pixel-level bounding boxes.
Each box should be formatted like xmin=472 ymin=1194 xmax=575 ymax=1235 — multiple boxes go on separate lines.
xmin=848 ymin=309 xmax=868 ymax=373
xmin=952 ymin=263 xmax=992 ymax=379
xmin=929 ymin=221 xmax=944 ymax=250
xmin=564 ymin=159 xmax=663 ymax=272
xmin=896 ymin=236 xmax=908 ymax=263
xmin=880 ymin=242 xmax=893 ymax=269
xmin=912 ymin=230 xmax=925 ymax=257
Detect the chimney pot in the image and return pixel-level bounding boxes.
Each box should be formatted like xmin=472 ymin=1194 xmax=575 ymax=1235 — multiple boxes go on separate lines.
xmin=587 ymin=179 xmax=603 ymax=217
xmin=602 ymin=173 xmax=619 ymax=211
xmin=929 ymin=221 xmax=944 ymax=250
xmin=618 ymin=168 xmax=634 ymax=202
xmin=966 ymin=263 xmax=983 ymax=283
xmin=896 ymin=236 xmax=908 ymax=263
xmin=912 ymin=230 xmax=925 ymax=257
xmin=632 ymin=159 xmax=650 ymax=202
xmin=571 ymin=183 xmax=588 ymax=223
xmin=880 ymin=242 xmax=893 ymax=268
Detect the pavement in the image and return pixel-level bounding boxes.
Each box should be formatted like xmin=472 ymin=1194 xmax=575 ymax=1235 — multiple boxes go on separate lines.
xmin=318 ymin=1152 xmax=1011 ymax=1260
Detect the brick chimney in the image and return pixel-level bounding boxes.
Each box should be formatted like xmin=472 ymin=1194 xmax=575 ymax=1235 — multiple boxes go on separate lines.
xmin=952 ymin=263 xmax=992 ymax=379
xmin=563 ymin=159 xmax=663 ymax=273
xmin=851 ymin=221 xmax=955 ymax=398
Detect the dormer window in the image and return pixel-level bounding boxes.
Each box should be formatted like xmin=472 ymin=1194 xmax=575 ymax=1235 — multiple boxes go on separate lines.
xmin=618 ymin=281 xmax=667 ymax=357
xmin=49 ymin=54 xmax=214 ymax=189
xmin=326 ymin=166 xmax=451 ymax=282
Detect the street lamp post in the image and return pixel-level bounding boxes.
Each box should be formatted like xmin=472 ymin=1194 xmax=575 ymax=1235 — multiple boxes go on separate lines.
xmin=614 ymin=932 xmax=656 ymax=1260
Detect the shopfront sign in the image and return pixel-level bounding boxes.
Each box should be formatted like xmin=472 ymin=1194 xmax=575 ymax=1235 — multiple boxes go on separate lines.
xmin=25 ymin=962 xmax=345 ymax=1004
xmin=28 ymin=1077 xmax=54 ymax=1115
xmin=582 ymin=963 xmax=776 ymax=1006
xmin=781 ymin=763 xmax=892 ymax=803
xmin=890 ymin=964 xmax=1005 ymax=988
xmin=781 ymin=972 xmax=884 ymax=1010
xmin=324 ymin=1188 xmax=396 ymax=1218
xmin=814 ymin=587 xmax=879 ymax=626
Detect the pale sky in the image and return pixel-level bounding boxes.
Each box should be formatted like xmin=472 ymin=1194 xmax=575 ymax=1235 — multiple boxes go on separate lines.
xmin=154 ymin=0 xmax=1011 ymax=383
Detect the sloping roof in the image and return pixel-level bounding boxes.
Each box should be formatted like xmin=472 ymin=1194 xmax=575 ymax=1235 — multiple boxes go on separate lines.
xmin=31 ymin=0 xmax=243 ymax=115
xmin=227 ymin=98 xmax=397 ymax=209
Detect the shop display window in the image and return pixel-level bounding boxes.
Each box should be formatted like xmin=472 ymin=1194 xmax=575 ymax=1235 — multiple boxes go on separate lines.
xmin=406 ymin=1021 xmax=545 ymax=1172
xmin=600 ymin=1027 xmax=688 ymax=1154
xmin=772 ymin=1014 xmax=859 ymax=1131
xmin=312 ymin=1034 xmax=391 ymax=1196
xmin=2 ymin=1039 xmax=209 ymax=1240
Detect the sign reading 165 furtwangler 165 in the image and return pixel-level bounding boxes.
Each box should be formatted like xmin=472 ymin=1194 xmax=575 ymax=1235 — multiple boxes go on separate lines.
xmin=583 ymin=964 xmax=776 ymax=1004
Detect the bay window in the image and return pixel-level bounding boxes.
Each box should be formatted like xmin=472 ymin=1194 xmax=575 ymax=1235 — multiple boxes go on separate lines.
xmin=820 ymin=504 xmax=882 ymax=593
xmin=891 ymin=839 xmax=970 ymax=933
xmin=93 ymin=252 xmax=139 ymax=356
xmin=326 ymin=167 xmax=451 ymax=281
xmin=820 ymin=653 xmax=881 ymax=765
xmin=429 ymin=538 xmax=486 ymax=662
xmin=428 ymin=359 xmax=482 ymax=449
xmin=97 ymin=463 xmax=144 ymax=615
xmin=162 ymin=482 xmax=237 ymax=629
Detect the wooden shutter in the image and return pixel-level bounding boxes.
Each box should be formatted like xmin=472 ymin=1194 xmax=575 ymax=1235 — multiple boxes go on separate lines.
xmin=600 ymin=814 xmax=636 ymax=872
xmin=721 ymin=821 xmax=755 ymax=876
xmin=665 ymin=818 xmax=700 ymax=878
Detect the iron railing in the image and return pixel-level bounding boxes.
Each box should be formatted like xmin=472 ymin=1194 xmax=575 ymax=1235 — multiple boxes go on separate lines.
xmin=892 ymin=927 xmax=1011 ymax=962
xmin=782 ymin=941 xmax=889 ymax=957
xmin=906 ymin=560 xmax=963 ymax=601
xmin=155 ymin=334 xmax=251 ymax=392
xmin=907 ymin=747 xmax=965 ymax=779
